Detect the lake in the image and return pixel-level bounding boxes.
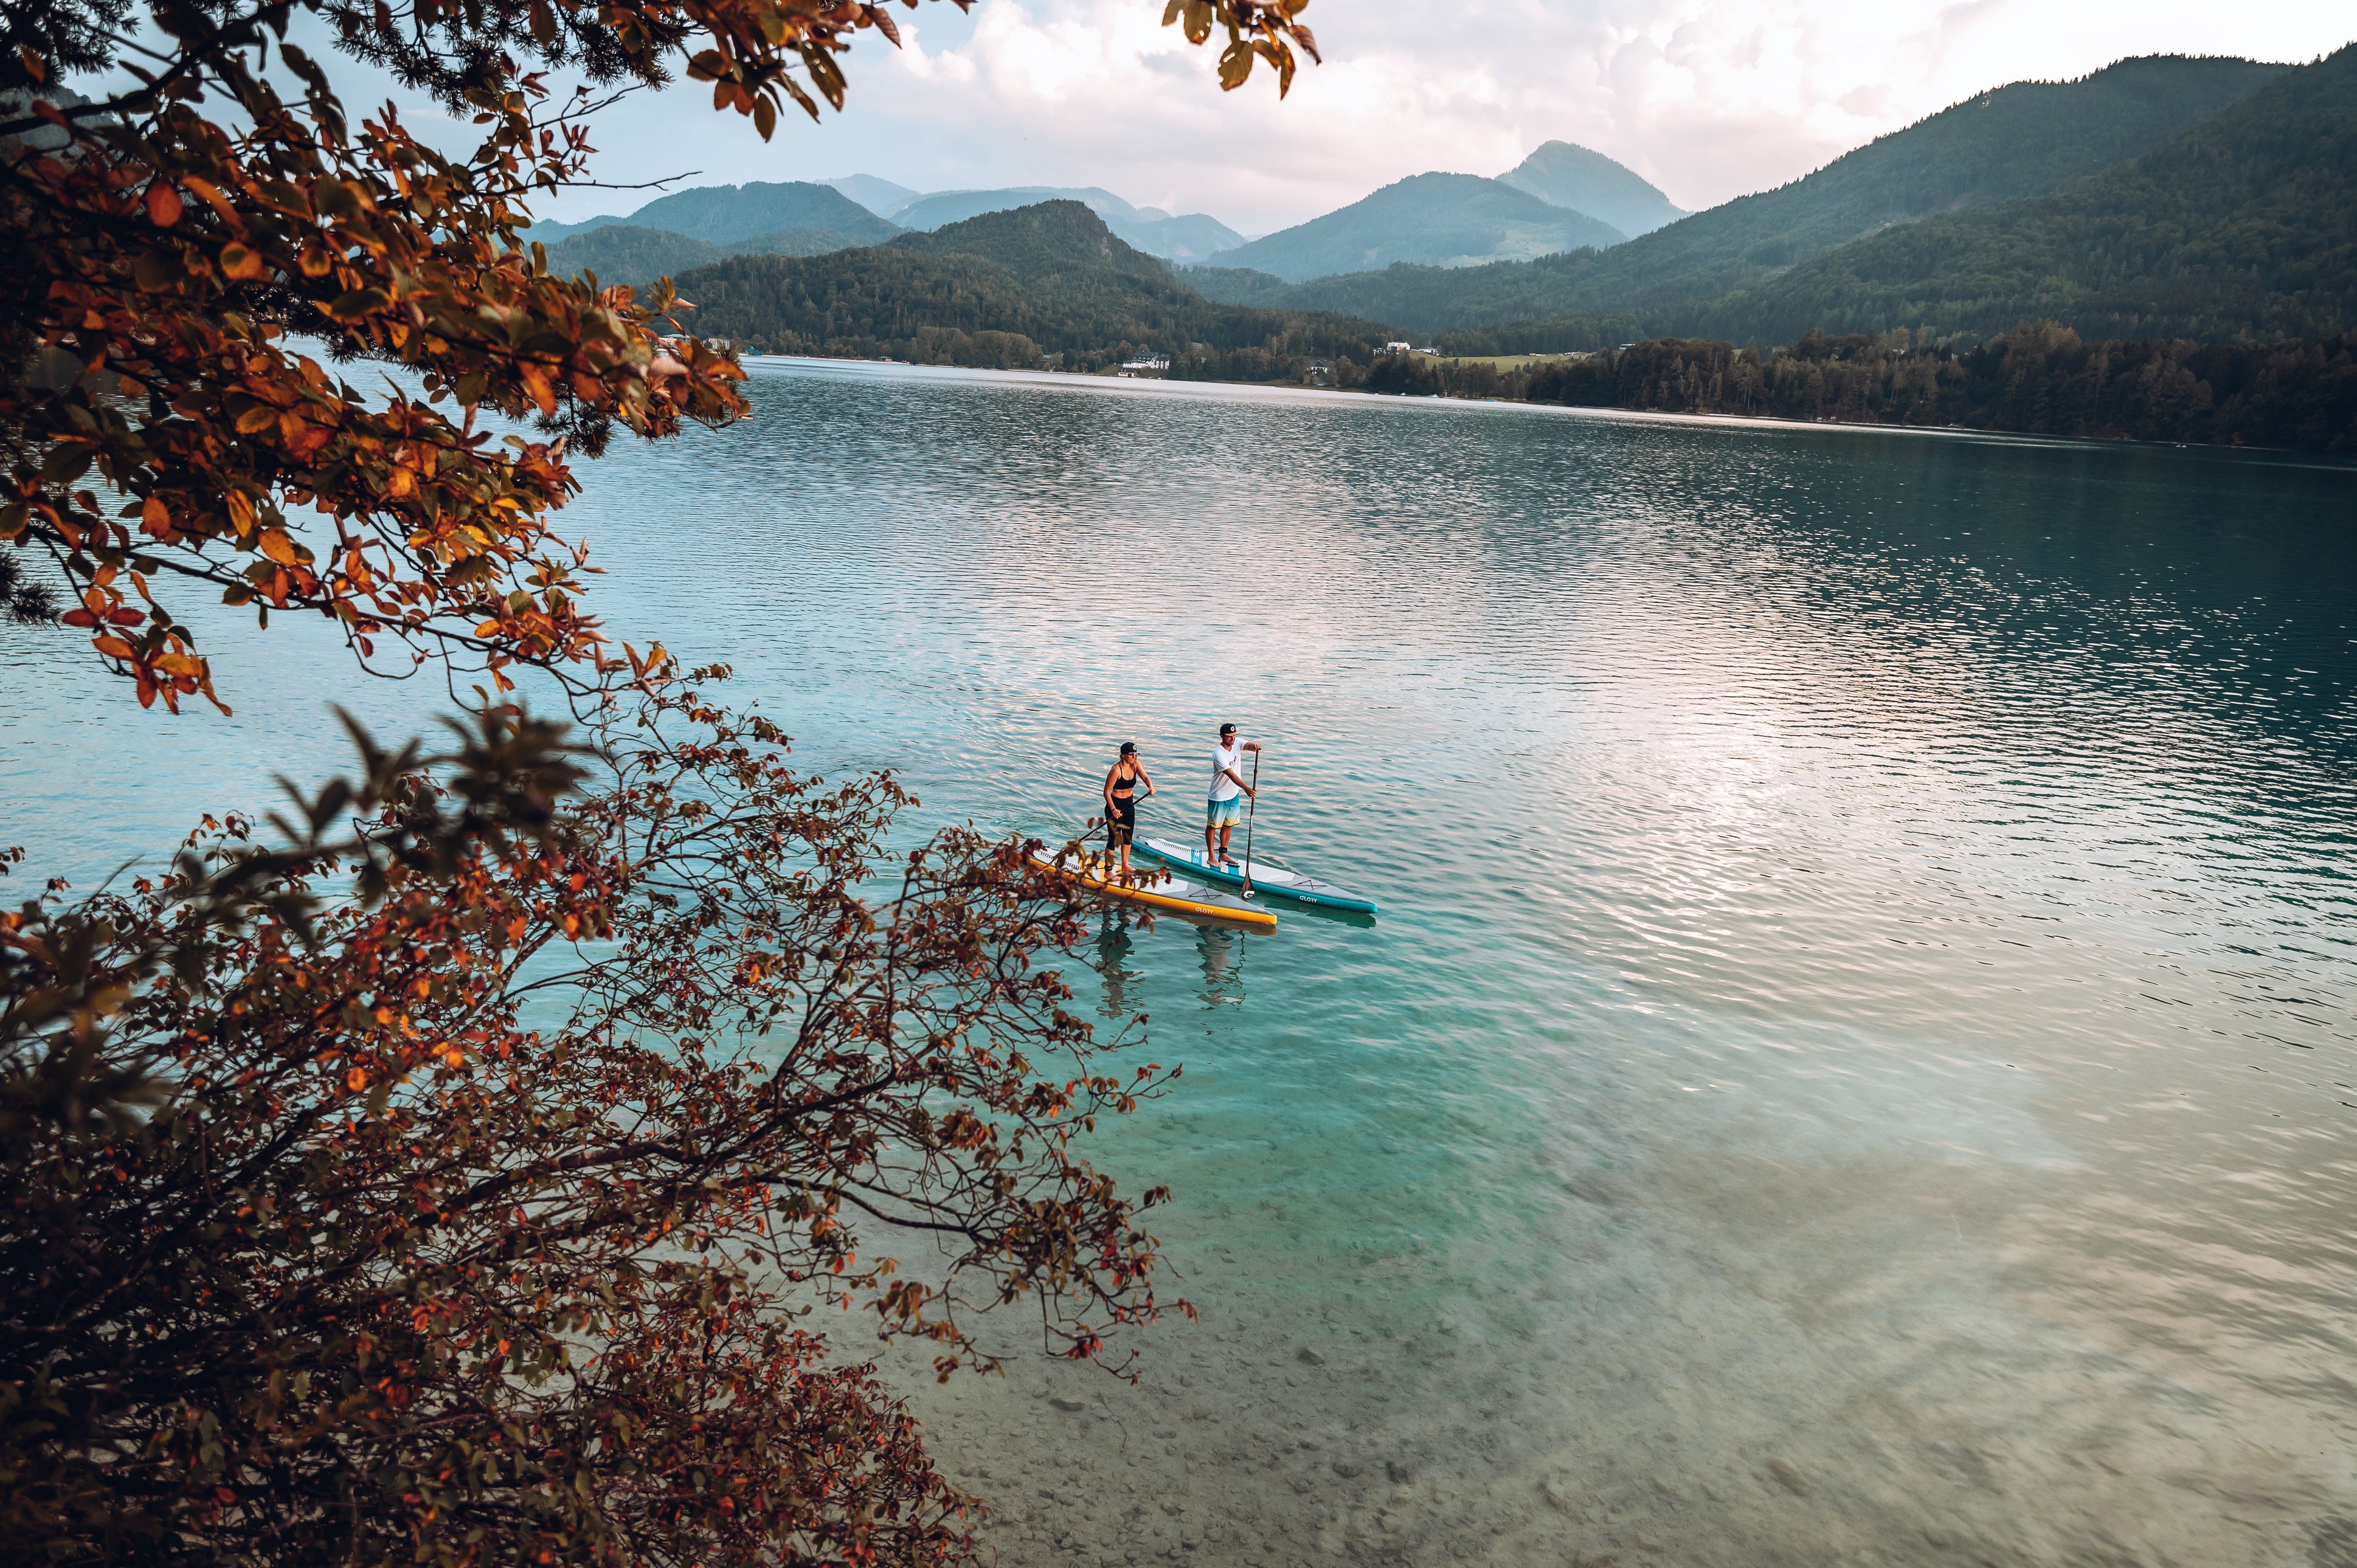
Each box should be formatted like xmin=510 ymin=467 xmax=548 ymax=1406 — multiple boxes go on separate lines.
xmin=5 ymin=361 xmax=2355 ymax=1567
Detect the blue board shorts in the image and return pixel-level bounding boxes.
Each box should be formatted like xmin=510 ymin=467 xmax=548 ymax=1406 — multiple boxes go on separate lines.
xmin=1205 ymin=796 xmax=1242 ymax=829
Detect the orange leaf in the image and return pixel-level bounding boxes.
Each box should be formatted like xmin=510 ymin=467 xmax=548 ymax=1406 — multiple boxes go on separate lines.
xmin=517 ymin=363 xmax=557 ymax=416
xmin=145 ymin=181 xmax=183 ymax=227
xmin=258 ymin=530 xmax=300 ymax=565
xmin=220 ymin=243 xmax=268 ymax=281
xmin=181 ymin=176 xmax=242 ymax=232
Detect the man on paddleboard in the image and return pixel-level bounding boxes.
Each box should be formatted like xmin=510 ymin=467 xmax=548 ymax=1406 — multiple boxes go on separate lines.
xmin=1205 ymin=722 xmax=1262 ymax=868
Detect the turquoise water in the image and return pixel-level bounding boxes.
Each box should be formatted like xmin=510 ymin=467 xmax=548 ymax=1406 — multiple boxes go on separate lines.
xmin=5 ymin=362 xmax=2356 ymax=1565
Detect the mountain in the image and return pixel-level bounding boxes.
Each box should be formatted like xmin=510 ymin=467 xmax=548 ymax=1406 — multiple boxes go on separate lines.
xmin=1497 ymin=142 xmax=1684 ymax=237
xmin=544 ymin=223 xmax=880 ymax=288
xmin=547 ymin=224 xmax=722 ymax=280
xmin=1120 ymin=212 xmax=1250 ymax=264
xmin=888 ymin=186 xmax=1246 ymax=262
xmin=524 ymin=181 xmax=899 ymax=249
xmin=1689 ymin=42 xmax=2357 ymax=345
xmin=1261 ymin=54 xmax=2290 ymax=332
xmin=672 ymin=201 xmax=1390 ymax=374
xmin=527 ymin=213 xmax=625 ymax=243
xmin=822 ymin=174 xmax=925 ymax=219
xmin=1208 ymin=173 xmax=1628 ymax=283
xmin=886 ymin=201 xmax=1176 ymax=282
xmin=594 ymin=181 xmax=899 ymax=246
xmin=891 ymin=186 xmax=1116 ymax=231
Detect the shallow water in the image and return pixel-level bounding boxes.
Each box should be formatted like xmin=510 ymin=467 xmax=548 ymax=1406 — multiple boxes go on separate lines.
xmin=5 ymin=362 xmax=2356 ymax=1566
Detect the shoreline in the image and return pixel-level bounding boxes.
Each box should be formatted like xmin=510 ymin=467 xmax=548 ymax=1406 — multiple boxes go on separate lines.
xmin=740 ymin=353 xmax=2356 ymax=465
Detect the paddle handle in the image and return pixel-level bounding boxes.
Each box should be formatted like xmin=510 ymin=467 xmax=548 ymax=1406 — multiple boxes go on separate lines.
xmin=1241 ymin=751 xmax=1260 ymax=894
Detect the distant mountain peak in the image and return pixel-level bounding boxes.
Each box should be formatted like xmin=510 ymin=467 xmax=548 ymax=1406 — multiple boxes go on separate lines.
xmin=1211 ymin=172 xmax=1627 ymax=283
xmin=822 ymin=173 xmax=925 ymax=220
xmin=1496 ymin=142 xmax=1685 ymax=237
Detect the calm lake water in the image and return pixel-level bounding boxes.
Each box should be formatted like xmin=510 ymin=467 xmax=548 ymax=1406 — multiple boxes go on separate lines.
xmin=5 ymin=361 xmax=2356 ymax=1566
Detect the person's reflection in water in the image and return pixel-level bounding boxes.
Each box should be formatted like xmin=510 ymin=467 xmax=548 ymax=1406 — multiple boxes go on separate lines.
xmin=1096 ymin=909 xmax=1141 ymax=1021
xmin=1197 ymin=925 xmax=1247 ymax=1007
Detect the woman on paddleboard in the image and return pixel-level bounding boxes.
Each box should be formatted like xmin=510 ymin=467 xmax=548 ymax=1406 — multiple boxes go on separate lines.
xmin=1102 ymin=742 xmax=1154 ymax=877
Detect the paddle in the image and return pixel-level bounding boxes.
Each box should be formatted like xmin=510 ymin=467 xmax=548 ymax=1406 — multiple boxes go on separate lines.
xmin=1240 ymin=750 xmax=1261 ymax=896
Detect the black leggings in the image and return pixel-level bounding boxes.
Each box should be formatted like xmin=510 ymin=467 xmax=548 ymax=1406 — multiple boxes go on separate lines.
xmin=1108 ymin=796 xmax=1137 ymax=847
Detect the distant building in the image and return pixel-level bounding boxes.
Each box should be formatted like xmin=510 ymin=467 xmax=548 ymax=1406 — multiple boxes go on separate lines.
xmin=1117 ymin=354 xmax=1170 ymax=377
xmin=1383 ymin=340 xmax=1412 ymax=354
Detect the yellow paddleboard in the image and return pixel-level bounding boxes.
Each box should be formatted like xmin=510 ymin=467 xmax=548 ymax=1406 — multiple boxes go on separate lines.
xmin=1030 ymin=851 xmax=1279 ymax=930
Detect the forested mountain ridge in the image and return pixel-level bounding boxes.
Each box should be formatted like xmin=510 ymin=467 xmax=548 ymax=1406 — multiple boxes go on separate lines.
xmin=885 ymin=201 xmax=1177 ymax=283
xmin=1206 ymin=173 xmax=1628 ymax=282
xmin=1690 ymin=42 xmax=2357 ymax=345
xmin=530 ymin=181 xmax=900 ymax=247
xmin=545 ymin=223 xmax=877 ymax=287
xmin=1253 ymin=54 xmax=2288 ymax=332
xmin=671 ymin=202 xmax=1390 ymax=376
xmin=889 ymin=187 xmax=1246 ymax=262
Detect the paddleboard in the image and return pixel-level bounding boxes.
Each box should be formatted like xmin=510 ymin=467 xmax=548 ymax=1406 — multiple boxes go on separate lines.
xmin=1134 ymin=837 xmax=1379 ymax=915
xmin=1028 ymin=850 xmax=1279 ymax=930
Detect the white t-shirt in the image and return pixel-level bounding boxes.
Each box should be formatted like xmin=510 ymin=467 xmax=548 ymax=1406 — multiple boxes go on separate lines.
xmin=1208 ymin=741 xmax=1244 ymax=801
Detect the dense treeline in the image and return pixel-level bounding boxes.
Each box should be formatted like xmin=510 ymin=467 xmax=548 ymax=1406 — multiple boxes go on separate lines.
xmin=1432 ymin=316 xmax=1650 ymax=357
xmin=676 ymin=202 xmax=1391 ymax=374
xmin=1361 ymin=324 xmax=2357 ymax=452
xmin=1168 ymin=336 xmax=1364 ymax=384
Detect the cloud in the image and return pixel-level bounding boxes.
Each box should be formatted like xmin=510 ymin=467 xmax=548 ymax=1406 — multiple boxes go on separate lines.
xmin=516 ymin=0 xmax=2350 ymax=233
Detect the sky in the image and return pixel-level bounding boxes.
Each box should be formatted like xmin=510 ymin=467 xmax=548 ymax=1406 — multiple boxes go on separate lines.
xmin=303 ymin=2 xmax=2357 ymax=233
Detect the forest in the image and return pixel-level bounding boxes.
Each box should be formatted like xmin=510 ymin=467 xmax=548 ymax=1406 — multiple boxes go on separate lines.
xmin=1358 ymin=325 xmax=2357 ymax=452
xmin=1695 ymin=44 xmax=2357 ymax=347
xmin=674 ymin=202 xmax=1391 ymax=373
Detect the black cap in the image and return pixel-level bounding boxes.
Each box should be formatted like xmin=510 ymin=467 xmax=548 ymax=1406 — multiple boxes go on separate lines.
xmin=1219 ymin=722 xmax=1237 ymax=737
xmin=1119 ymin=741 xmax=1138 ymax=755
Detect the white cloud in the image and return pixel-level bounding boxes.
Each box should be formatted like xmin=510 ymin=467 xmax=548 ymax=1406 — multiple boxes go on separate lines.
xmin=513 ymin=0 xmax=2350 ymax=233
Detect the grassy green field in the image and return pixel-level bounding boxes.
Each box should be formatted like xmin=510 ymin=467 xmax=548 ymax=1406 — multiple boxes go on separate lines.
xmin=1416 ymin=351 xmax=1594 ymax=370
